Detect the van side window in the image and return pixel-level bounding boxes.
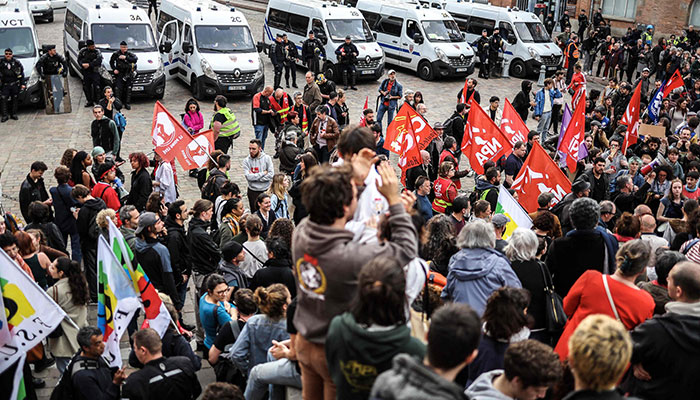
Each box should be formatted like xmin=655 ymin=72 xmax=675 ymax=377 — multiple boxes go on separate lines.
xmin=183 ymin=24 xmax=192 ymax=44
xmin=406 ymin=20 xmax=420 ymax=40
xmin=360 ymin=10 xmax=381 ymax=29
xmin=162 ymin=19 xmax=178 ymax=43
xmin=499 ymin=21 xmax=514 ymax=41
xmin=288 ymin=13 xmax=309 ymax=36
xmin=65 ymin=10 xmax=82 ymax=41
xmin=377 ymin=16 xmax=403 ymax=37
xmin=466 ymin=16 xmax=494 ymax=36
xmin=312 ymin=19 xmax=325 ymax=36
xmin=157 ymin=11 xmax=176 ymax=34
xmin=268 ymin=8 xmax=288 ymax=30
xmin=451 ymin=13 xmax=469 ymax=32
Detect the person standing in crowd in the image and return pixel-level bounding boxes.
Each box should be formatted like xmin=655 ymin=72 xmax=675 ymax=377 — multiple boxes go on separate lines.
xmin=127 ymin=152 xmax=152 ymax=212
xmin=432 ymin=162 xmax=458 ymax=214
xmin=269 ymin=174 xmax=291 ymax=220
xmin=533 ymin=78 xmax=562 ymax=141
xmin=302 ymin=30 xmax=325 ymax=76
xmin=476 ymin=29 xmax=490 ymax=79
xmin=119 ymin=205 xmax=139 ymax=248
xmin=483 ymin=96 xmax=501 ymax=124
xmin=310 ymin=105 xmax=339 ymax=163
xmin=504 ymin=142 xmax=526 ymax=188
xmin=109 ymin=41 xmax=137 ymax=110
xmin=15 ymin=230 xmax=50 ymax=290
xmin=445 ymin=104 xmax=467 ymax=158
xmin=69 ymin=151 xmax=96 ymax=189
xmin=254 ymin=193 xmax=277 ymax=239
xmin=240 ymin=215 xmax=268 ymax=279
xmin=270 ymin=34 xmax=285 ymax=90
xmin=51 ymin=166 xmax=81 ymax=261
xmin=91 ymin=163 xmax=121 ymax=212
xmin=577 ymin=9 xmax=589 ymax=40
xmin=36 ymin=45 xmax=68 ymax=113
xmin=212 ymin=95 xmax=241 ymax=153
xmin=376 ymin=70 xmax=403 ymax=129
xmin=19 ymin=161 xmax=51 ymax=223
xmin=70 ymin=326 xmax=126 ymax=400
xmin=0 ymin=48 xmax=26 ymax=122
xmin=335 ymin=35 xmax=358 ymax=91
xmin=97 ymin=86 xmax=122 ymax=123
xmin=243 ymin=139 xmax=274 ymax=211
xmin=164 ymin=200 xmax=193 ymax=328
xmin=512 ymin=80 xmax=534 ymax=122
xmin=153 ymin=152 xmax=176 ymax=205
xmin=77 ymin=40 xmax=103 ymax=108
xmin=565 ymin=34 xmax=581 ymax=83
xmin=72 ymin=184 xmax=106 ymax=302
xmin=91 ymin=105 xmax=120 ymax=157
xmin=249 ymin=237 xmax=295 ymax=296
xmin=405 ymin=150 xmax=431 ymax=192
xmin=251 ymin=86 xmax=275 ymax=150
xmin=456 ymin=77 xmax=481 ymax=105
xmin=199 ymin=274 xmax=236 ymax=353
xmin=183 ymin=99 xmax=203 ymax=135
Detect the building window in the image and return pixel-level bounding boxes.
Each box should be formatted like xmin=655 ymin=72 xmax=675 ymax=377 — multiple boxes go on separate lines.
xmin=602 ymin=0 xmax=637 ymax=19
xmin=690 ymin=0 xmax=700 ymax=27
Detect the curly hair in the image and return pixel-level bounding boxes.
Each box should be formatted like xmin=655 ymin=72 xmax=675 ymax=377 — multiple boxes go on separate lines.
xmin=614 ymin=212 xmax=641 ymax=238
xmin=421 ymin=215 xmax=458 ymax=273
xmin=60 ymin=148 xmax=77 ymax=168
xmin=570 ymin=198 xmax=600 ymax=230
xmin=532 ymin=211 xmax=555 ymax=233
xmin=129 ymin=152 xmax=150 ymax=170
xmin=503 ymin=340 xmax=562 ymax=389
xmin=54 ymin=257 xmax=89 ymax=306
xmin=254 ymin=284 xmax=289 ymax=320
xmin=483 ymin=287 xmax=531 ymax=340
xmin=268 ymin=218 xmax=294 ymax=249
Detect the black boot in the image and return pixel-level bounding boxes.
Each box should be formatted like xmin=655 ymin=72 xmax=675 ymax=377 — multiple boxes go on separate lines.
xmin=350 ymin=71 xmax=357 ymax=90
xmin=10 ymin=96 xmax=18 ymax=120
xmin=1 ymin=96 xmax=8 ymax=122
xmin=342 ymin=70 xmax=349 ymax=90
xmin=124 ymin=87 xmax=132 ymax=110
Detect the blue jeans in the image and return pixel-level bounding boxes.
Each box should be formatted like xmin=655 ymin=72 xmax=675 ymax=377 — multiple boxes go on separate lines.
xmin=376 ymin=103 xmax=395 ymax=130
xmin=254 ymin=125 xmax=269 ymax=150
xmin=537 ymin=111 xmax=552 ymax=142
xmin=56 ymin=357 xmax=71 ymax=376
xmin=245 ymin=351 xmax=302 ymax=400
xmin=177 ymin=275 xmax=189 ymax=312
xmin=62 ymin=231 xmax=82 ymax=263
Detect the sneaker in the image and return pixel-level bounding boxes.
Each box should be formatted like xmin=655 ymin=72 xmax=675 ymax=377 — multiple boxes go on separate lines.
xmin=33 ymin=357 xmax=56 ymax=373
xmin=351 ymin=86 xmax=358 ymax=90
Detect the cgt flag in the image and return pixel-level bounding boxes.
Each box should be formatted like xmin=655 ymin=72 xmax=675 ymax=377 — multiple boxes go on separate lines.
xmin=500 ymin=98 xmax=530 ymax=146
xmin=495 ymin=184 xmax=533 ymax=239
xmin=173 ymin=129 xmax=215 ymax=171
xmin=152 ymin=101 xmax=192 ymax=162
xmin=512 ymin=141 xmax=572 ymax=213
xmin=462 ymin=101 xmax=513 ymax=175
xmin=621 ymin=82 xmax=642 ymax=152
xmin=0 ymin=249 xmax=66 ymax=374
xmin=384 ymin=103 xmax=440 ymax=153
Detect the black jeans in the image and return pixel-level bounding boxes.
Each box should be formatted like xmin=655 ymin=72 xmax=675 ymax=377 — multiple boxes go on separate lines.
xmin=215 ymin=135 xmax=233 ymax=154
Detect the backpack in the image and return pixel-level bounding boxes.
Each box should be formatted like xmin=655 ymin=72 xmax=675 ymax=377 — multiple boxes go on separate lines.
xmin=212 ymin=320 xmax=246 ymax=387
xmin=442 ymin=115 xmax=459 ymax=135
xmin=201 ymin=173 xmax=221 ymax=201
xmin=114 ymin=111 xmax=127 ymax=133
xmin=50 ymin=354 xmax=100 ymax=400
xmin=196 ymin=168 xmax=208 ymax=189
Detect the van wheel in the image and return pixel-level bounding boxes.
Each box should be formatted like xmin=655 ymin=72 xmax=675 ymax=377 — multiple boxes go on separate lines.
xmin=323 ymin=62 xmax=336 ymax=82
xmin=190 ymin=76 xmax=203 ymax=100
xmin=66 ymin=53 xmax=78 ymax=77
xmin=510 ymin=59 xmax=527 ymax=78
xmin=418 ymin=61 xmax=434 ymax=81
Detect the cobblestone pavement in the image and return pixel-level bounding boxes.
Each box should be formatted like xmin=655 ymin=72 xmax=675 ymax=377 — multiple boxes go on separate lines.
xmin=2 ymin=8 xmax=604 ymax=399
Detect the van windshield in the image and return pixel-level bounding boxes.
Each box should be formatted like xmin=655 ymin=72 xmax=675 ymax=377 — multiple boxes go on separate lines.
xmin=326 ymin=19 xmax=373 ymax=43
xmin=421 ymin=20 xmax=463 ymax=43
xmin=195 ymin=25 xmax=255 ymax=53
xmin=91 ymin=24 xmax=157 ymax=51
xmin=514 ymin=22 xmax=550 ymax=43
xmin=0 ymin=28 xmax=36 ymax=58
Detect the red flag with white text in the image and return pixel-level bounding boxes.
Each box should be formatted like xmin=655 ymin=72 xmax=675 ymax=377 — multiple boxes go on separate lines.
xmin=621 ymin=82 xmax=642 ymax=152
xmin=461 ymin=102 xmax=512 ymax=175
xmin=511 ymin=141 xmax=572 ymax=213
xmin=384 ymin=103 xmax=440 ymax=153
xmin=396 ymin=119 xmax=423 ymax=186
xmin=557 ymin=97 xmax=586 ymax=172
xmin=500 ymin=98 xmax=530 ymax=146
xmin=151 ymin=101 xmax=191 ymax=162
xmin=173 ymin=130 xmax=215 ymax=171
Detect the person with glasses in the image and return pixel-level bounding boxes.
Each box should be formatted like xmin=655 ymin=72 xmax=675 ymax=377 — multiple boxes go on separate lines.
xmin=199 ymin=274 xmax=237 ymax=355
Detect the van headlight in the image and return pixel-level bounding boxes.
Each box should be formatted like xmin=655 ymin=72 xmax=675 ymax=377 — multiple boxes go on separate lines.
xmin=26 ymin=69 xmax=40 ymax=88
xmin=435 ymin=48 xmax=448 ymax=63
xmin=254 ymin=57 xmax=264 ymax=79
xmin=99 ymin=65 xmax=113 ymax=82
xmin=153 ymin=62 xmax=164 ymax=79
xmin=201 ymin=59 xmax=217 ymax=80
xmin=528 ymin=47 xmax=542 ymax=62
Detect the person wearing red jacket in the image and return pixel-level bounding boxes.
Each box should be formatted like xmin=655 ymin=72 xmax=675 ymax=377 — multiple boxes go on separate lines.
xmin=91 ymin=163 xmax=121 ymax=211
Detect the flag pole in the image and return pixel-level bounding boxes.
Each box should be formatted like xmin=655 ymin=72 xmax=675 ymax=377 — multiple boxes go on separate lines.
xmin=189 ymin=131 xmax=219 ymax=167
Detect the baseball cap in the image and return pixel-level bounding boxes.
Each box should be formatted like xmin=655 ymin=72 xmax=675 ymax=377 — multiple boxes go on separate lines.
xmin=388 ymin=69 xmax=396 ymax=75
xmin=492 ymin=214 xmax=510 ymax=228
xmin=135 ymin=212 xmax=158 ymax=235
xmin=96 ymin=163 xmax=115 ymax=180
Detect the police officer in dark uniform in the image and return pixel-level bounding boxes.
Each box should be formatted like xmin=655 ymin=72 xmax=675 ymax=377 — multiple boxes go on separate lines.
xmin=475 ymin=29 xmax=490 ymax=79
xmin=335 ymin=35 xmax=358 ymax=91
xmin=0 ymin=48 xmax=26 ymax=122
xmin=270 ymin=34 xmax=285 ymax=89
xmin=36 ymin=45 xmax=68 ymax=113
xmin=77 ymin=39 xmax=103 ymax=107
xmin=110 ymin=41 xmax=138 ymax=110
xmin=302 ymin=30 xmax=325 ymax=76
xmin=282 ymin=34 xmax=299 ymax=88
xmin=488 ymin=27 xmax=504 ymax=78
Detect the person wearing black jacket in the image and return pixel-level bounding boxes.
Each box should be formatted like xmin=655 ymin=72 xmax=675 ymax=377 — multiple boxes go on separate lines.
xmin=72 ymin=185 xmax=106 ymax=302
xmin=445 ymin=103 xmax=467 ymax=159
xmin=592 ymin=8 xmax=604 ymax=28
xmin=109 ymin=41 xmax=138 ymax=109
xmin=475 ymin=30 xmax=490 ymax=79
xmin=77 ymin=40 xmax=103 ymax=107
xmin=164 ymin=201 xmax=193 ymax=325
xmin=127 ymin=152 xmax=153 ymax=212
xmin=71 ymin=326 xmax=125 ymax=400
xmin=0 ymin=48 xmax=26 ymax=122
xmin=249 ymin=237 xmax=296 ymax=298
xmin=577 ymin=10 xmax=588 ymax=40
xmin=335 ymin=36 xmax=359 ymax=90
xmin=544 ymin=13 xmax=555 ymax=35
xmin=270 ymin=34 xmax=285 ymax=89
xmin=122 ymin=328 xmax=201 ymax=400
xmin=19 ymin=161 xmax=51 ymax=223
xmin=25 ymin=201 xmax=66 ymax=254
xmin=626 ymin=40 xmax=642 ymax=83
xmin=488 ymin=28 xmax=504 ymax=78
xmin=301 ymin=31 xmax=325 ymax=75
xmin=612 ymin=175 xmax=652 ymax=215
xmin=282 ymin=34 xmax=299 ymax=88
xmin=559 ymin=10 xmax=571 ymax=31
xmin=512 ymin=80 xmax=534 ymax=122
xmin=36 ymin=45 xmax=68 ymax=114
xmin=128 ymin=313 xmax=201 ymax=371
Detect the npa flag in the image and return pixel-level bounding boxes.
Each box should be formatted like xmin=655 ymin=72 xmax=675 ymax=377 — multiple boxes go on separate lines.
xmin=621 ymin=82 xmax=642 ymax=152
xmin=500 ymin=98 xmax=530 ymax=146
xmin=152 ymin=101 xmax=192 ymax=162
xmin=647 ymin=82 xmax=665 ymax=123
xmin=663 ymin=69 xmax=684 ymax=97
xmin=511 ymin=141 xmax=572 ymax=213
xmin=495 ymin=185 xmax=533 ymax=239
xmin=462 ymin=102 xmax=513 ymax=175
xmin=97 ymin=236 xmax=140 ymax=368
xmin=384 ymin=103 xmax=440 ymax=153
xmin=0 ymin=249 xmax=66 ymax=374
xmin=107 ymin=220 xmax=172 ymax=337
xmin=557 ymin=97 xmax=586 ymax=172
xmin=173 ymin=129 xmax=215 ymax=171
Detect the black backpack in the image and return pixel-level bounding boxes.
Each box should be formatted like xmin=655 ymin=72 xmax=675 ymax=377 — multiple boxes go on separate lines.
xmin=201 ymin=173 xmax=221 ymax=201
xmin=50 ymin=355 xmax=100 ymax=400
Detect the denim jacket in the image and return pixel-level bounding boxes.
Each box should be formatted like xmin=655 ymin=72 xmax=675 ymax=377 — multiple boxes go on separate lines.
xmin=378 ymin=78 xmax=404 ymax=110
xmin=231 ymin=314 xmax=289 ymax=375
xmin=533 ymin=88 xmax=563 ymax=117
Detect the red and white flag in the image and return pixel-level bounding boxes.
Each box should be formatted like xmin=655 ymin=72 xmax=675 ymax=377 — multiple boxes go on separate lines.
xmin=359 ymin=95 xmax=369 ymax=125
xmin=151 ymin=101 xmax=191 ymax=162
xmin=500 ymin=98 xmax=530 ymax=146
xmin=511 ymin=141 xmax=572 ymax=213
xmin=621 ymin=82 xmax=642 ymax=152
xmin=384 ymin=103 xmax=440 ymax=153
xmin=663 ymin=69 xmax=684 ymax=97
xmin=557 ymin=96 xmax=586 ymax=172
xmin=461 ymin=102 xmax=512 ymax=175
xmin=173 ymin=130 xmax=215 ymax=171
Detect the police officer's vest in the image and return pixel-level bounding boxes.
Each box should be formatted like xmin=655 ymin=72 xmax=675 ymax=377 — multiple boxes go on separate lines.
xmin=212 ymin=107 xmax=241 ymax=138
xmin=432 ymin=176 xmax=456 ymax=213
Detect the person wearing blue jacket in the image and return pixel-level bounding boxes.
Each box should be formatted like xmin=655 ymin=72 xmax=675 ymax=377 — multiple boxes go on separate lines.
xmin=376 ymin=70 xmax=403 ymax=129
xmin=533 ymin=78 xmax=562 ymax=142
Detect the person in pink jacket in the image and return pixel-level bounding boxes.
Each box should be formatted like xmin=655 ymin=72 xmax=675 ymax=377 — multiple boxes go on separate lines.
xmin=183 ymin=98 xmax=204 ymax=134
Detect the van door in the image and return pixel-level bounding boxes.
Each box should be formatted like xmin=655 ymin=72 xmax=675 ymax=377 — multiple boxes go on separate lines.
xmin=402 ymin=19 xmax=422 ymax=69
xmin=158 ymin=19 xmax=180 ymax=79
xmin=179 ymin=22 xmax=194 ymax=80
xmin=376 ymin=10 xmax=405 ymax=65
xmin=499 ymin=21 xmax=517 ymax=60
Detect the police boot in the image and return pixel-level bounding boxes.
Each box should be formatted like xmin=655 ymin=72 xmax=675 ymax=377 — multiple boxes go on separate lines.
xmin=0 ymin=96 xmax=8 ymax=122
xmin=83 ymin=85 xmax=93 ymax=107
xmin=350 ymin=70 xmax=358 ymax=90
xmin=342 ymin=70 xmax=349 ymax=90
xmin=9 ymin=96 xmax=18 ymax=120
xmin=124 ymin=86 xmax=132 ymax=110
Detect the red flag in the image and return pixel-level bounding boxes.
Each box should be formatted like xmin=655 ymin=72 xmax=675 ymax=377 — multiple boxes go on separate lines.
xmin=396 ymin=119 xmax=423 ymax=186
xmin=151 ymin=101 xmax=191 ymax=162
xmin=384 ymin=103 xmax=440 ymax=153
xmin=663 ymin=69 xmax=684 ymax=98
xmin=359 ymin=95 xmax=370 ymax=125
xmin=461 ymin=102 xmax=512 ymax=175
xmin=173 ymin=130 xmax=215 ymax=170
xmin=460 ymin=78 xmax=469 ymax=104
xmin=500 ymin=98 xmax=529 ymax=146
xmin=557 ymin=96 xmax=586 ymax=172
xmin=621 ymin=82 xmax=642 ymax=152
xmin=511 ymin=141 xmax=572 ymax=213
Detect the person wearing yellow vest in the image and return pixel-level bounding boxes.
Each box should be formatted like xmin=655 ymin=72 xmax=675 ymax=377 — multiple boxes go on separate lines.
xmin=292 ymin=91 xmax=310 ymax=146
xmin=211 ymin=95 xmax=241 ymax=154
xmin=269 ymin=88 xmax=293 ymax=125
xmin=432 ymin=161 xmax=458 ymax=214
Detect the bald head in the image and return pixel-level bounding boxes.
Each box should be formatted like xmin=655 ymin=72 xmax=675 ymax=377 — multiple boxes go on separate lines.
xmin=634 ymin=204 xmax=653 ymax=217
xmin=640 ymin=214 xmax=656 ymax=232
xmin=669 ymin=261 xmax=700 ymax=302
xmin=420 ymin=150 xmax=430 ymax=165
xmin=263 ymin=86 xmax=274 ymax=96
xmin=274 ymin=88 xmax=284 ymax=98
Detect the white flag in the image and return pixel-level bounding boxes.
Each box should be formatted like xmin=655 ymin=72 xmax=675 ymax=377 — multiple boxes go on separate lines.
xmin=0 ymin=249 xmax=66 ymax=374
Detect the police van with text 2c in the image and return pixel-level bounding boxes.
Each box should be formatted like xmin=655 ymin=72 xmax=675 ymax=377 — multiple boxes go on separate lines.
xmin=353 ymin=0 xmax=475 ymax=80
xmin=64 ymin=0 xmax=166 ymax=99
xmin=0 ymin=0 xmax=44 ymax=106
xmin=264 ymin=0 xmax=385 ymax=82
xmin=157 ymin=0 xmax=264 ymax=99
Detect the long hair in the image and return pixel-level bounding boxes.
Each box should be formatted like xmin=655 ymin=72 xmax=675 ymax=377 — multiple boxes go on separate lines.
xmin=185 ymin=98 xmax=200 ymax=113
xmin=350 ymin=257 xmax=407 ymax=326
xmin=54 ymin=257 xmax=89 ymax=306
xmin=70 ymin=151 xmax=89 ymax=185
xmin=269 ymin=174 xmax=288 ymax=199
xmin=421 ymin=215 xmax=458 ymax=267
xmin=61 ymin=148 xmax=77 ymax=168
xmin=483 ymin=287 xmax=531 ymax=340
xmin=300 ymin=153 xmax=318 ymax=178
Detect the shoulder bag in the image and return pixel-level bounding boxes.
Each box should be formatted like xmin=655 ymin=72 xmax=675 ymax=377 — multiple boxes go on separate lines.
xmin=537 ymin=261 xmax=567 ymax=333
xmin=602 ymin=274 xmax=622 ymax=322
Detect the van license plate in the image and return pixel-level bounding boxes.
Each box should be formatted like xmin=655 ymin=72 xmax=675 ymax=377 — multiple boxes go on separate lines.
xmin=361 ymin=70 xmax=374 ymax=75
xmin=229 ymin=85 xmax=246 ymax=90
xmin=132 ymin=86 xmax=144 ymax=91
xmin=455 ymin=68 xmax=467 ymax=72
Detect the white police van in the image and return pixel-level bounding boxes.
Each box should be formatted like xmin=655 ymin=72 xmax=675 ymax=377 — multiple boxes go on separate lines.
xmin=64 ymin=0 xmax=166 ymax=98
xmin=0 ymin=0 xmax=44 ymax=106
xmin=438 ymin=1 xmax=562 ymax=78
xmin=353 ymin=0 xmax=475 ymax=80
xmin=28 ymin=0 xmax=53 ymax=23
xmin=264 ymin=0 xmax=385 ymax=82
xmin=157 ymin=0 xmax=264 ymax=98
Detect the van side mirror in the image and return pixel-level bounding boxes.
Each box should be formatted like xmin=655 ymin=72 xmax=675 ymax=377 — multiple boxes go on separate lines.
xmin=413 ymin=33 xmax=424 ymax=44
xmin=78 ymin=40 xmax=86 ymax=50
xmin=507 ymin=33 xmax=517 ymax=44
xmin=159 ymin=41 xmax=172 ymax=54
xmin=461 ymin=32 xmax=467 ymax=40
xmin=256 ymin=42 xmax=265 ymax=53
xmin=182 ymin=42 xmax=193 ymax=54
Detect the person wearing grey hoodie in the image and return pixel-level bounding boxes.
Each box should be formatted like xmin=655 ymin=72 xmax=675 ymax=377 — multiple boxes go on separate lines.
xmin=292 ymin=160 xmax=417 ymax=399
xmin=243 ymin=138 xmax=275 ymax=211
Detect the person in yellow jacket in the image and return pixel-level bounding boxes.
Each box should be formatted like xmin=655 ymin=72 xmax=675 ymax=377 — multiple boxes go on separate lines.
xmin=432 ymin=162 xmax=458 ymax=214
xmin=211 ymin=95 xmax=241 ymax=153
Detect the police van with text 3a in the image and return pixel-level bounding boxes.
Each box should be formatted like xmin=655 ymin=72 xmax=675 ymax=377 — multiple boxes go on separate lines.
xmin=353 ymin=0 xmax=475 ymax=80
xmin=264 ymin=0 xmax=385 ymax=82
xmin=0 ymin=0 xmax=44 ymax=106
xmin=157 ymin=0 xmax=264 ymax=98
xmin=64 ymin=0 xmax=166 ymax=98
xmin=437 ymin=1 xmax=562 ymax=78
